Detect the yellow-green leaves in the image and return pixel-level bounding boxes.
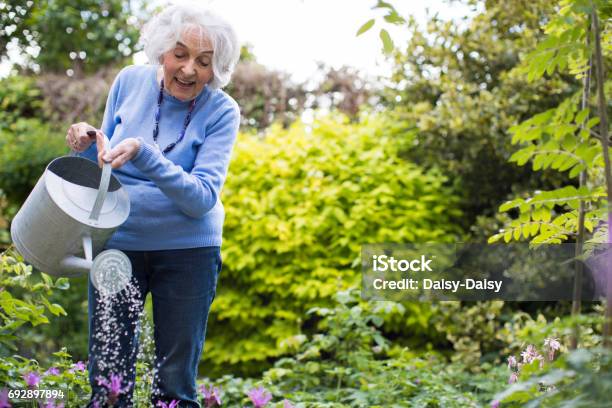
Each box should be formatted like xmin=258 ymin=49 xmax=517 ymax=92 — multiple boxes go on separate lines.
xmin=489 ymin=186 xmax=606 ymax=244
xmin=356 ymin=1 xmax=405 ymax=55
xmin=521 ymin=0 xmax=593 ymax=82
xmin=508 ymin=99 xmax=603 ymax=178
xmin=204 ymin=113 xmax=461 ymax=376
xmin=379 ymin=29 xmax=394 ymax=54
xmin=356 ymin=19 xmax=375 ymax=36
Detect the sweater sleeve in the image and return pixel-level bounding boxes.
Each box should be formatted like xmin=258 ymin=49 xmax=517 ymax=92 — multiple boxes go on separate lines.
xmin=130 ymin=102 xmax=240 ymax=219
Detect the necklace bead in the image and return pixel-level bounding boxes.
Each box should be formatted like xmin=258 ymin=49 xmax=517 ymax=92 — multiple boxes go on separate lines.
xmin=152 ymin=79 xmax=199 ymax=155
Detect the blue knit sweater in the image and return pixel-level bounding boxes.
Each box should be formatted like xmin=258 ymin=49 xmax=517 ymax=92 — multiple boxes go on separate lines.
xmin=79 ymin=64 xmax=240 ymax=250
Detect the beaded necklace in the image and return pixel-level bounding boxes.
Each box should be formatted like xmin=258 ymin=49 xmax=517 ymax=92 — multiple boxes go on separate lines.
xmin=153 ymin=78 xmax=197 ymax=155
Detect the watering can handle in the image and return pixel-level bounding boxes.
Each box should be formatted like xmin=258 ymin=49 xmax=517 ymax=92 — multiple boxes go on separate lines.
xmin=89 ymin=133 xmax=112 ymax=222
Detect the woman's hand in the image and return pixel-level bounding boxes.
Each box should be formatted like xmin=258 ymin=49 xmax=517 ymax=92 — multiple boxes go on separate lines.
xmin=66 ymin=122 xmax=99 ymax=152
xmin=96 ymin=133 xmax=141 ymax=169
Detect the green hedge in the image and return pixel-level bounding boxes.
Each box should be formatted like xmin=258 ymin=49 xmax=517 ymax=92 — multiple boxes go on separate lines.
xmin=0 ymin=118 xmax=68 ymax=206
xmin=204 ymin=113 xmax=463 ymax=376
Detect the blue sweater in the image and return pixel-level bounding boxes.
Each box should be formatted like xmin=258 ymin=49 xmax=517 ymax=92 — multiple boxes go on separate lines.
xmin=79 ymin=64 xmax=240 ymax=250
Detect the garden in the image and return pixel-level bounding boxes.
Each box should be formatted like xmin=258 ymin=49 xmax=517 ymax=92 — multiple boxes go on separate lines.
xmin=0 ymin=0 xmax=611 ymax=407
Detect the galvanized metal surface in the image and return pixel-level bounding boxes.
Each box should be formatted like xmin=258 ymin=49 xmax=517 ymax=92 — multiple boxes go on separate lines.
xmin=11 ymin=155 xmax=131 ymax=278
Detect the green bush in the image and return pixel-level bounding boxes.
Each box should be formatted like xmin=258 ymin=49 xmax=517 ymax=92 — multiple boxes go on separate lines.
xmin=0 ymin=75 xmax=44 ymax=130
xmin=0 ymin=249 xmax=92 ymax=406
xmin=0 ymin=249 xmax=69 ymax=354
xmin=494 ymin=347 xmax=611 ymax=407
xmin=205 ymin=113 xmax=463 ymax=376
xmin=0 ymin=118 xmax=68 ymax=206
xmin=199 ymin=288 xmax=508 ymax=407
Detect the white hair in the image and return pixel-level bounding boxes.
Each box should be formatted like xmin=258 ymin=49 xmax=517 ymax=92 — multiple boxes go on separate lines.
xmin=140 ymin=3 xmax=240 ymax=90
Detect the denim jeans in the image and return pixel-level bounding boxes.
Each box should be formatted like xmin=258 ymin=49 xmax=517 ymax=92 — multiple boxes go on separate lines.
xmin=87 ymin=246 xmax=222 ymax=408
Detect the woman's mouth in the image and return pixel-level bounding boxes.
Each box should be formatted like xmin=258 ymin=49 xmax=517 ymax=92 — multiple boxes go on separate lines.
xmin=175 ymin=77 xmax=195 ymax=89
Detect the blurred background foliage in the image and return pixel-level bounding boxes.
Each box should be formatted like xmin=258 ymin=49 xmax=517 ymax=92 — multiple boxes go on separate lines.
xmin=0 ymin=0 xmax=610 ymax=405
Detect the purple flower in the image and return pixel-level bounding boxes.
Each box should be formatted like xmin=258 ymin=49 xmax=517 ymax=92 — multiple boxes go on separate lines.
xmin=23 ymin=371 xmax=41 ymax=388
xmin=247 ymin=386 xmax=272 ymax=408
xmin=520 ymin=345 xmax=541 ymax=365
xmin=44 ymin=367 xmax=61 ymax=376
xmin=96 ymin=373 xmax=130 ymax=405
xmin=156 ymin=401 xmax=179 ymax=408
xmin=508 ymin=372 xmax=518 ymax=384
xmin=507 ymin=356 xmax=517 ymax=369
xmin=199 ymin=384 xmax=222 ymax=407
xmin=544 ymin=338 xmax=561 ymax=361
xmin=283 ymin=400 xmax=295 ymax=408
xmin=69 ymin=361 xmax=87 ymax=373
xmin=491 ymin=400 xmax=500 ymax=408
xmin=0 ymin=388 xmax=11 ymax=408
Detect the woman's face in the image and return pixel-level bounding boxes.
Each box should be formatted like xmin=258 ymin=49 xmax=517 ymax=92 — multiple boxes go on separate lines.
xmin=160 ymin=28 xmax=214 ymax=101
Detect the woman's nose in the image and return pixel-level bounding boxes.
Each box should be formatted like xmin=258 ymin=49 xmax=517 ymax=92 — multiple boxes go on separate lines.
xmin=182 ymin=60 xmax=197 ymax=76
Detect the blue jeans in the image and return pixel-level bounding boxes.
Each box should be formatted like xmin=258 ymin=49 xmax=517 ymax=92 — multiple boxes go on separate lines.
xmin=87 ymin=247 xmax=222 ymax=408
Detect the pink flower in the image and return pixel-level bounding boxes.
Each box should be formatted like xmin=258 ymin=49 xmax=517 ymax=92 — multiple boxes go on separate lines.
xmin=491 ymin=400 xmax=500 ymax=408
xmin=44 ymin=367 xmax=60 ymax=376
xmin=247 ymin=386 xmax=272 ymax=408
xmin=23 ymin=371 xmax=41 ymax=388
xmin=536 ymin=354 xmax=545 ymax=368
xmin=520 ymin=345 xmax=541 ymax=365
xmin=507 ymin=356 xmax=517 ymax=369
xmin=69 ymin=361 xmax=87 ymax=373
xmin=199 ymin=384 xmax=222 ymax=407
xmin=0 ymin=388 xmax=11 ymax=408
xmin=544 ymin=338 xmax=561 ymax=360
xmin=156 ymin=401 xmax=179 ymax=408
xmin=508 ymin=372 xmax=518 ymax=384
xmin=283 ymin=400 xmax=295 ymax=408
xmin=96 ymin=373 xmax=130 ymax=405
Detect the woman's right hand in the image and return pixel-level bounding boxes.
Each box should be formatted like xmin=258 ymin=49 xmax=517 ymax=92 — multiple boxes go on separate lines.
xmin=66 ymin=122 xmax=99 ymax=153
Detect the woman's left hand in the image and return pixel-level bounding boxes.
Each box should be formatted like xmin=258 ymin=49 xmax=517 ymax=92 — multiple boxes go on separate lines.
xmin=97 ymin=133 xmax=141 ymax=169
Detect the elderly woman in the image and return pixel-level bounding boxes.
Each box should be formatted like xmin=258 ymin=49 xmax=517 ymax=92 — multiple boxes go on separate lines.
xmin=66 ymin=4 xmax=240 ymax=407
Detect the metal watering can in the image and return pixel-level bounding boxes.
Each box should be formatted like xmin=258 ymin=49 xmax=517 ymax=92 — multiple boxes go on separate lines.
xmin=11 ymin=137 xmax=132 ymax=295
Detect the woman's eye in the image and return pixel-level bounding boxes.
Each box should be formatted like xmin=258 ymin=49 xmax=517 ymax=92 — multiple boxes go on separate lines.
xmin=198 ymin=60 xmax=210 ymax=67
xmin=174 ymin=53 xmax=185 ymax=59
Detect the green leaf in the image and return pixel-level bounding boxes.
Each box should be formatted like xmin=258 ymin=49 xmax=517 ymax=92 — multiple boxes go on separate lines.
xmin=586 ymin=116 xmax=600 ymax=129
xmin=383 ymin=11 xmax=405 ymax=25
xmin=575 ymin=108 xmax=589 ymax=125
xmin=41 ymin=272 xmax=53 ymax=287
xmin=356 ymin=19 xmax=375 ymax=36
xmin=54 ymin=277 xmax=70 ymax=290
xmin=379 ymin=29 xmax=394 ymax=54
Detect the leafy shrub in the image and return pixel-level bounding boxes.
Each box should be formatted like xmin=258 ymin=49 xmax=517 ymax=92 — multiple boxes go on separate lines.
xmin=0 ymin=249 xmax=69 ymax=354
xmin=494 ymin=347 xmax=611 ymax=407
xmin=199 ymin=289 xmax=508 ymax=407
xmin=206 ymin=113 xmax=463 ymax=376
xmin=0 ymin=118 xmax=68 ymax=206
xmin=0 ymin=75 xmax=44 ymax=130
xmin=0 ymin=249 xmax=92 ymax=405
xmin=431 ymin=301 xmax=509 ymax=369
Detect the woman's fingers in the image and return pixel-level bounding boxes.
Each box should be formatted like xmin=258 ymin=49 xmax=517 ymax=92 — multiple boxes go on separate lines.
xmin=110 ymin=150 xmax=132 ymax=169
xmin=67 ymin=122 xmax=97 ymax=152
xmin=93 ymin=137 xmax=139 ymax=169
xmin=96 ymin=131 xmax=109 ymax=168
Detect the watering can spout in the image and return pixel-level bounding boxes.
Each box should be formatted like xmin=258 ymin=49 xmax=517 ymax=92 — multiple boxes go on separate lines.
xmin=59 ymin=234 xmax=94 ymax=276
xmin=60 ymin=255 xmax=92 ymax=276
